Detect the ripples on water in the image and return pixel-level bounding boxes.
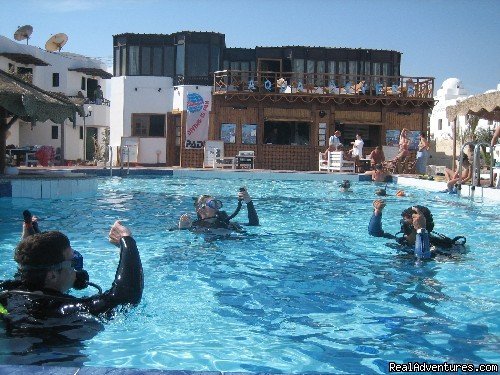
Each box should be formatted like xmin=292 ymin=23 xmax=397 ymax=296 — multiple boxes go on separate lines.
xmin=0 ymin=176 xmax=499 ymax=373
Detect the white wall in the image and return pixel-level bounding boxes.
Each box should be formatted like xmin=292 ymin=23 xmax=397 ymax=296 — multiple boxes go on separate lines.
xmin=110 ymin=76 xmax=173 ymax=165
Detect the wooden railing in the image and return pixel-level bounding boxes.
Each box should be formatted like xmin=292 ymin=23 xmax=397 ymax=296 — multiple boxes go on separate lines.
xmin=213 ymin=70 xmax=434 ymax=99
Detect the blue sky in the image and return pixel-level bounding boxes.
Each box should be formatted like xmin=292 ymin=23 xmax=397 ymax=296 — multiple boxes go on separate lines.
xmin=1 ymin=0 xmax=498 ymax=94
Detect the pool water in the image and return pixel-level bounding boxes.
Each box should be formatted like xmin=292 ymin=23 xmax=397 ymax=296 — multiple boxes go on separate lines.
xmin=0 ymin=176 xmax=499 ymax=373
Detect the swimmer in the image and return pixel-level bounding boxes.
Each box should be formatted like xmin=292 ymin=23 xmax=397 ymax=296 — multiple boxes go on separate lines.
xmin=339 ymin=180 xmax=352 ymax=192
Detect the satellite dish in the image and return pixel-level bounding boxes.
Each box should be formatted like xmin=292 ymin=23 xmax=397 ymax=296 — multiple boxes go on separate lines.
xmin=45 ymin=33 xmax=68 ymax=52
xmin=14 ymin=25 xmax=33 ymax=45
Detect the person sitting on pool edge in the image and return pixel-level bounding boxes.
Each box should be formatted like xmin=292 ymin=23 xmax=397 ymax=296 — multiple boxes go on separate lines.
xmin=368 ymin=200 xmax=430 ymax=259
xmin=0 ymin=220 xmax=144 ymax=333
xmin=177 ymin=187 xmax=259 ymax=233
xmin=365 ymin=164 xmax=390 ymax=182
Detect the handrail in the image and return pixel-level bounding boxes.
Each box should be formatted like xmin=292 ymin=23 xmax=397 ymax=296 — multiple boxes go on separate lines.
xmin=458 ymin=141 xmax=496 ymax=190
xmin=120 ymin=145 xmax=130 ymax=175
xmin=213 ymin=70 xmax=434 ymax=99
xmin=108 ymin=145 xmax=113 ymax=177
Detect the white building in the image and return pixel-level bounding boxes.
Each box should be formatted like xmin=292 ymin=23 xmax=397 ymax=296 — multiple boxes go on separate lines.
xmin=0 ymin=35 xmax=110 ymax=163
xmin=430 ymin=78 xmax=498 ymax=157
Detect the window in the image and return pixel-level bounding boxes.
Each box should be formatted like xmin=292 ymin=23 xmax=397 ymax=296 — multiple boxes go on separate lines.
xmin=317 ymin=61 xmax=325 ymax=86
xmin=52 ymin=73 xmax=59 ymax=87
xmin=210 ymin=45 xmax=220 ymax=73
xmin=264 ymin=121 xmax=310 ymax=145
xmin=242 ymin=124 xmax=257 ymax=144
xmin=51 ymin=125 xmax=58 ymax=139
xmin=438 ymin=119 xmax=442 ymax=130
xmin=164 ymin=46 xmax=174 ymax=77
xmin=348 ymin=61 xmax=357 ymax=83
xmin=131 ymin=114 xmax=165 ymax=137
xmin=128 ymin=46 xmax=140 ymax=75
xmin=81 ymin=77 xmax=86 ymax=90
xmin=120 ymin=47 xmax=126 ymax=75
xmin=152 ymin=47 xmax=162 ymax=76
xmin=306 ymin=60 xmax=315 ymax=84
xmin=293 ymin=59 xmax=304 ymax=82
xmin=176 ymin=43 xmax=185 ymax=76
xmin=221 ymin=123 xmax=236 ymax=143
xmin=80 ymin=126 xmax=84 ymax=140
xmin=141 ymin=46 xmax=151 ymax=75
xmin=114 ymin=47 xmax=120 ymax=76
xmin=338 ymin=61 xmax=347 ymax=84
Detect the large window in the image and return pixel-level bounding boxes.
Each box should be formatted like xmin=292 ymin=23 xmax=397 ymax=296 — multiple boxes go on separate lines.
xmin=187 ymin=44 xmax=209 ymax=77
xmin=264 ymin=121 xmax=310 ymax=145
xmin=210 ymin=45 xmax=220 ymax=72
xmin=132 ymin=114 xmax=166 ymax=137
xmin=164 ymin=46 xmax=175 ymax=77
xmin=176 ymin=43 xmax=185 ymax=76
xmin=128 ymin=46 xmax=140 ymax=75
xmin=52 ymin=73 xmax=59 ymax=87
xmin=141 ymin=46 xmax=151 ymax=75
xmin=292 ymin=59 xmax=304 ymax=82
xmin=152 ymin=47 xmax=162 ymax=76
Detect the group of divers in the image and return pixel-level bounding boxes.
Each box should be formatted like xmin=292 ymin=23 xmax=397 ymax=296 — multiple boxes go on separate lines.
xmin=0 ymin=185 xmax=466 ymax=346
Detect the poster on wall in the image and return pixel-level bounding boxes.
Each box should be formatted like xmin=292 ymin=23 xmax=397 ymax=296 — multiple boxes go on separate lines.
xmin=185 ymin=91 xmax=211 ymax=149
xmin=408 ymin=130 xmax=421 ymax=150
xmin=385 ymin=130 xmax=400 ymax=146
xmin=221 ymin=123 xmax=236 ymax=143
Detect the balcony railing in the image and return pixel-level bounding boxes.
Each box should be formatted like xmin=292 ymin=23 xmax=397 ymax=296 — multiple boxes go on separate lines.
xmin=68 ymin=96 xmax=111 ymax=107
xmin=213 ymin=70 xmax=434 ymax=99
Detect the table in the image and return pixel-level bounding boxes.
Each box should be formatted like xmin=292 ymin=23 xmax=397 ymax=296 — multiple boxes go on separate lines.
xmin=6 ymin=148 xmax=37 ymax=166
xmin=235 ymin=155 xmax=255 ymax=169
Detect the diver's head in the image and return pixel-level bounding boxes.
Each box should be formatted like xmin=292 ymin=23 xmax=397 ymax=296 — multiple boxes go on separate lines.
xmin=401 ymin=205 xmax=434 ymax=231
xmin=339 ymin=180 xmax=351 ymax=191
xmin=194 ymin=194 xmax=223 ymax=219
xmin=15 ymin=231 xmax=87 ymax=293
xmin=375 ymin=188 xmax=386 ymax=196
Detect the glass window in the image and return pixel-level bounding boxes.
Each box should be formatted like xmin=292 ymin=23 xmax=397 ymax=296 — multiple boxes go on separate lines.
xmin=242 ymin=124 xmax=257 ymax=144
xmin=317 ymin=61 xmax=325 ymax=86
xmin=221 ymin=123 xmax=236 ymax=143
xmin=149 ymin=115 xmax=165 ymax=136
xmin=241 ymin=61 xmax=250 ymax=82
xmin=373 ymin=62 xmax=381 ymax=82
xmin=210 ymin=45 xmax=220 ymax=72
xmin=79 ymin=126 xmax=84 ymax=140
xmin=121 ymin=47 xmax=126 ymax=76
xmin=306 ymin=60 xmax=315 ymax=84
xmin=338 ymin=61 xmax=347 ymax=84
xmin=348 ymin=61 xmax=357 ymax=83
xmin=128 ymin=46 xmax=140 ymax=75
xmin=176 ymin=43 xmax=185 ymax=76
xmin=141 ymin=46 xmax=151 ymax=75
xmin=223 ymin=60 xmax=229 ymax=70
xmin=132 ymin=114 xmax=165 ymax=137
xmin=186 ymin=43 xmax=209 ymax=77
xmin=52 ymin=73 xmax=59 ymax=87
xmin=364 ymin=61 xmax=371 ymax=76
xmin=164 ymin=46 xmax=174 ymax=77
xmin=292 ymin=59 xmax=304 ymax=82
xmin=51 ymin=125 xmax=58 ymax=140
xmin=382 ymin=63 xmax=390 ymax=77
xmin=81 ymin=77 xmax=86 ymax=90
xmin=230 ymin=61 xmax=240 ymax=70
xmin=328 ymin=61 xmax=336 ymax=84
xmin=152 ymin=47 xmax=162 ymax=76
xmin=114 ymin=48 xmax=120 ymax=76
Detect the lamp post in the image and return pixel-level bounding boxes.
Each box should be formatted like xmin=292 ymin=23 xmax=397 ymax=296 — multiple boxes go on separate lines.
xmin=83 ymin=105 xmax=92 ymax=161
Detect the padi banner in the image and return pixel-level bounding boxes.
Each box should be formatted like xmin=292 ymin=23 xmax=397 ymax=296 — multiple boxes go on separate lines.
xmin=185 ymin=91 xmax=211 ymax=149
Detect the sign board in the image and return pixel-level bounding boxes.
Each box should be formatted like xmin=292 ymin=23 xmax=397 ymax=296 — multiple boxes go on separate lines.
xmin=120 ymin=137 xmax=139 ymax=163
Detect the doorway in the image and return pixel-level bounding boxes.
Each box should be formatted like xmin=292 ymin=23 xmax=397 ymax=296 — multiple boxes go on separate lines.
xmin=86 ymin=127 xmax=98 ymax=161
xmin=166 ymin=113 xmax=181 ymax=166
xmin=87 ymin=79 xmax=98 ymax=101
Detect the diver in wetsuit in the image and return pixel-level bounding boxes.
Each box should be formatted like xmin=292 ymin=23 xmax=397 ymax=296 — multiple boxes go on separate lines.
xmin=368 ymin=200 xmax=431 ymax=259
xmin=0 ymin=220 xmax=144 ymax=333
xmin=178 ymin=187 xmax=259 ymax=233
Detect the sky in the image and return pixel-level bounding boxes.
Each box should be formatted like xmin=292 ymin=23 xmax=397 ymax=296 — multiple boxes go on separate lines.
xmin=1 ymin=0 xmax=499 ymax=95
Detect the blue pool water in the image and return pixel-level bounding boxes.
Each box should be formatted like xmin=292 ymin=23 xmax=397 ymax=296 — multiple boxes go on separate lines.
xmin=0 ymin=176 xmax=499 ymax=373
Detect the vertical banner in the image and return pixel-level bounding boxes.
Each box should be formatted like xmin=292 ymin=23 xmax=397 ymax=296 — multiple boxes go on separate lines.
xmin=185 ymin=91 xmax=211 ymax=149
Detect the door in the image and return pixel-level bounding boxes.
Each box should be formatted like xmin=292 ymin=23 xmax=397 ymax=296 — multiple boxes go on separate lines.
xmin=87 ymin=79 xmax=98 ymax=101
xmin=86 ymin=127 xmax=98 ymax=161
xmin=166 ymin=113 xmax=181 ymax=166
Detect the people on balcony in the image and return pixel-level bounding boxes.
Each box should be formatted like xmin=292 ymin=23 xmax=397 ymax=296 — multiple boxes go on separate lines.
xmin=94 ymin=85 xmax=103 ymax=105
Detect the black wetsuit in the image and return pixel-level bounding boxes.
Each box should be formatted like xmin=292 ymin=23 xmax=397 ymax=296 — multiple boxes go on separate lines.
xmin=190 ymin=201 xmax=259 ymax=232
xmin=0 ymin=236 xmax=143 ymax=332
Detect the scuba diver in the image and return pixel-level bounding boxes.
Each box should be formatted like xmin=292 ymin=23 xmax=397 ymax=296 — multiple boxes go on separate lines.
xmin=368 ymin=200 xmax=430 ymax=259
xmin=177 ymin=187 xmax=259 ymax=235
xmin=339 ymin=180 xmax=352 ymax=192
xmin=0 ymin=215 xmax=144 ymax=337
xmin=397 ymin=206 xmax=466 ymax=250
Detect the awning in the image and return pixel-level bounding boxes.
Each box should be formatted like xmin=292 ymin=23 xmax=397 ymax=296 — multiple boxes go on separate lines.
xmin=68 ymin=67 xmax=113 ymax=79
xmin=446 ymin=91 xmax=500 ymax=121
xmin=0 ymin=53 xmax=50 ymax=66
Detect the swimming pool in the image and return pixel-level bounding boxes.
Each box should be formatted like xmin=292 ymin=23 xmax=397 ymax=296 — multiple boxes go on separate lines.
xmin=0 ymin=176 xmax=499 ymax=373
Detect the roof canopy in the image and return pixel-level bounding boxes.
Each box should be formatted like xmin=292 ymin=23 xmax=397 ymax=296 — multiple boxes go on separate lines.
xmin=446 ymin=91 xmax=500 ymax=121
xmin=68 ymin=67 xmax=113 ymax=79
xmin=0 ymin=52 xmax=50 ymax=66
xmin=0 ymin=69 xmax=83 ymax=122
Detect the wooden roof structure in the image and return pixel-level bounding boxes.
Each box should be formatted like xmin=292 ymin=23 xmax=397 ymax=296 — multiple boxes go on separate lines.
xmin=446 ymin=91 xmax=500 ymax=121
xmin=68 ymin=67 xmax=113 ymax=79
xmin=0 ymin=69 xmax=83 ymax=173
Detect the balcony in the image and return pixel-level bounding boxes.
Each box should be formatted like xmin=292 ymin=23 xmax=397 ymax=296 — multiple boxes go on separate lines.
xmin=213 ymin=70 xmax=434 ymax=101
